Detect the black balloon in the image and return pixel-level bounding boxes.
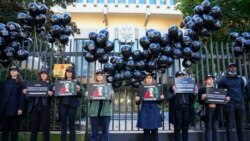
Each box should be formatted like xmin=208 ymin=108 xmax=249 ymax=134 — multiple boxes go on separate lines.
xmin=63 ymin=26 xmax=72 ymax=36
xmin=233 ymin=46 xmax=244 ymax=57
xmin=146 ymin=29 xmax=155 ymax=37
xmin=9 ymin=31 xmax=19 ymax=41
xmin=95 ymin=33 xmax=107 ymax=47
xmin=115 ymin=57 xmax=125 ymax=70
xmin=210 ymin=6 xmax=222 ymax=19
xmin=106 ymin=75 xmax=114 ymax=83
xmin=173 ymin=42 xmax=182 ymax=50
xmin=191 ymin=52 xmax=202 ymax=62
xmin=17 ymin=13 xmax=27 ymax=24
xmin=110 ymin=56 xmax=118 ymax=64
xmin=28 ymin=2 xmax=39 ymax=16
xmin=182 ymin=47 xmax=193 ymax=58
xmin=51 ymin=14 xmax=61 ymax=25
xmin=36 ymin=26 xmax=46 ymax=34
xmin=51 ymin=25 xmax=63 ymax=37
xmin=59 ymin=35 xmax=69 ymax=45
xmin=173 ymin=48 xmax=182 ymax=58
xmin=203 ymin=14 xmax=214 ymax=28
xmin=35 ymin=14 xmax=46 ymax=24
xmin=10 ymin=41 xmax=20 ymax=52
xmin=104 ymin=63 xmax=115 ymax=74
xmin=184 ymin=28 xmax=197 ymax=39
xmin=132 ymin=50 xmax=142 ymax=61
xmin=0 ymin=48 xmax=6 ymax=59
xmin=229 ymin=32 xmax=239 ymax=41
xmin=124 ymin=70 xmax=133 ymax=80
xmin=15 ymin=49 xmax=28 ymax=61
xmin=201 ymin=0 xmax=211 ymax=14
xmin=148 ymin=43 xmax=161 ymax=55
xmin=131 ymin=81 xmax=140 ymax=89
xmin=126 ymin=59 xmax=136 ymax=70
xmin=62 ymin=13 xmax=71 ymax=26
xmin=157 ymin=55 xmax=170 ymax=67
xmin=0 ymin=36 xmax=6 ymax=48
xmin=191 ymin=41 xmax=202 ymax=52
xmin=194 ymin=5 xmax=204 ymax=15
xmin=185 ymin=21 xmax=195 ymax=29
xmin=39 ymin=4 xmax=48 ymax=14
xmin=121 ymin=45 xmax=132 ymax=58
xmin=200 ymin=27 xmax=210 ymax=37
xmin=142 ymin=50 xmax=151 ymax=60
xmin=184 ymin=16 xmax=193 ymax=24
xmin=136 ymin=60 xmax=146 ymax=70
xmin=85 ymin=52 xmax=96 ymax=62
xmin=133 ymin=70 xmax=143 ymax=80
xmin=146 ymin=60 xmax=157 ymax=72
xmin=23 ymin=38 xmax=33 ymax=46
xmin=89 ymin=32 xmax=97 ymax=41
xmin=86 ymin=40 xmax=96 ymax=53
xmin=99 ymin=29 xmax=109 ymax=38
xmin=235 ymin=36 xmax=245 ymax=46
xmin=94 ymin=48 xmax=106 ymax=58
xmin=168 ymin=25 xmax=179 ymax=41
xmin=6 ymin=22 xmax=18 ymax=31
xmin=161 ymin=45 xmax=173 ymax=56
xmin=213 ymin=20 xmax=221 ymax=30
xmin=98 ymin=54 xmax=109 ymax=64
xmin=160 ymin=33 xmax=170 ymax=47
xmin=4 ymin=46 xmax=15 ymax=58
xmin=241 ymin=32 xmax=250 ymax=39
xmin=148 ymin=30 xmax=161 ymax=43
xmin=114 ymin=72 xmax=123 ymax=82
xmin=140 ymin=36 xmax=151 ymax=49
xmin=46 ymin=33 xmax=55 ymax=43
xmin=104 ymin=40 xmax=114 ymax=52
xmin=182 ymin=59 xmax=192 ymax=68
xmin=182 ymin=36 xmax=192 ymax=47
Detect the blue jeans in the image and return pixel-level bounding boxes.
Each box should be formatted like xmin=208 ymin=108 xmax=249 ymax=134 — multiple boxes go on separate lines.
xmin=90 ymin=116 xmax=111 ymax=141
xmin=225 ymin=103 xmax=245 ymax=141
xmin=205 ymin=108 xmax=219 ymax=141
xmin=60 ymin=105 xmax=77 ymax=141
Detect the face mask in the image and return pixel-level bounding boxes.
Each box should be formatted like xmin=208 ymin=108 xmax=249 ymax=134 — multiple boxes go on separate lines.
xmin=226 ymin=70 xmax=237 ymax=77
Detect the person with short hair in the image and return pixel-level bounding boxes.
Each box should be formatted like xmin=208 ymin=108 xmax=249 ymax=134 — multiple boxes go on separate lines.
xmin=218 ymin=63 xmax=246 ymax=141
xmin=136 ymin=73 xmax=164 ymax=141
xmin=0 ymin=65 xmax=27 ymax=141
xmin=29 ymin=68 xmax=54 ymax=141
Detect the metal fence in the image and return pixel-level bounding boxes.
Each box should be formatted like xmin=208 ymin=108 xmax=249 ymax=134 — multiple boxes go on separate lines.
xmin=0 ymin=39 xmax=249 ymax=132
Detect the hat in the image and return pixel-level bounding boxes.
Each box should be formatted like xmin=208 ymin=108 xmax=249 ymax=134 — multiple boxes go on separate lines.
xmin=9 ymin=65 xmax=20 ymax=72
xmin=175 ymin=71 xmax=186 ymax=77
xmin=65 ymin=66 xmax=74 ymax=72
xmin=39 ymin=68 xmax=49 ymax=74
xmin=227 ymin=63 xmax=237 ymax=68
xmin=205 ymin=74 xmax=214 ymax=80
xmin=95 ymin=69 xmax=105 ymax=75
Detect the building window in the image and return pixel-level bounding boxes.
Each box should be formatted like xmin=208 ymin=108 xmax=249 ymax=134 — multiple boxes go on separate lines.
xmin=87 ymin=0 xmax=94 ymax=3
xmin=129 ymin=0 xmax=136 ymax=4
xmin=118 ymin=0 xmax=126 ymax=4
xmin=170 ymin=0 xmax=175 ymax=5
xmin=109 ymin=0 xmax=115 ymax=3
xmin=150 ymin=0 xmax=156 ymax=4
xmin=160 ymin=0 xmax=166 ymax=5
xmin=139 ymin=0 xmax=146 ymax=4
xmin=98 ymin=0 xmax=104 ymax=3
xmin=77 ymin=0 xmax=83 ymax=3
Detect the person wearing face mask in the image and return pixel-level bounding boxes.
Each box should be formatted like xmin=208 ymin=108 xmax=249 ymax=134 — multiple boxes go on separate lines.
xmin=0 ymin=65 xmax=27 ymax=141
xmin=218 ymin=63 xmax=245 ymax=141
xmin=168 ymin=71 xmax=198 ymax=141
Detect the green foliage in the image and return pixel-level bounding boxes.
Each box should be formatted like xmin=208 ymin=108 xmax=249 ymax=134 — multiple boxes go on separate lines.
xmin=177 ymin=0 xmax=250 ymax=41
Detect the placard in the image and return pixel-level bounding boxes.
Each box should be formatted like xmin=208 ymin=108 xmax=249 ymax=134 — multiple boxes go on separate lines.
xmin=55 ymin=80 xmax=77 ymax=96
xmin=27 ymin=81 xmax=49 ymax=97
xmin=206 ymin=88 xmax=227 ymax=104
xmin=139 ymin=84 xmax=161 ymax=101
xmin=175 ymin=78 xmax=195 ymax=93
xmin=53 ymin=64 xmax=72 ymax=78
xmin=87 ymin=83 xmax=112 ymax=100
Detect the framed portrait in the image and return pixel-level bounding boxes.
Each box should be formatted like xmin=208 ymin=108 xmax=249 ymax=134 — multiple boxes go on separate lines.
xmin=139 ymin=84 xmax=161 ymax=101
xmin=87 ymin=83 xmax=112 ymax=100
xmin=26 ymin=81 xmax=49 ymax=97
xmin=55 ymin=80 xmax=77 ymax=96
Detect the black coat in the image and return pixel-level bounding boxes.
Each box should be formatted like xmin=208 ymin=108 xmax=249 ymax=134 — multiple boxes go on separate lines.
xmin=28 ymin=82 xmax=54 ymax=113
xmin=198 ymin=87 xmax=223 ymax=122
xmin=247 ymin=81 xmax=250 ymax=100
xmin=167 ymin=85 xmax=197 ymax=126
xmin=59 ymin=81 xmax=82 ymax=108
xmin=0 ymin=79 xmax=26 ymax=116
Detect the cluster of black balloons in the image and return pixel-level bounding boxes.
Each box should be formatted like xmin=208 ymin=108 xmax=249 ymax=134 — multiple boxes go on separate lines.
xmin=18 ymin=2 xmax=48 ymax=35
xmin=229 ymin=32 xmax=250 ymax=57
xmin=46 ymin=13 xmax=72 ymax=45
xmin=0 ymin=22 xmax=29 ymax=67
xmin=84 ymin=30 xmax=114 ymax=63
xmin=181 ymin=0 xmax=222 ymax=38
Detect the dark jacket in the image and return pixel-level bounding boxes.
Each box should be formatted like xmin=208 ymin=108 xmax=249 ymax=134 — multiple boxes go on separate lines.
xmin=59 ymin=81 xmax=82 ymax=108
xmin=167 ymin=85 xmax=196 ymax=126
xmin=136 ymin=100 xmax=163 ymax=129
xmin=0 ymin=79 xmax=26 ymax=116
xmin=218 ymin=76 xmax=245 ymax=104
xmin=28 ymin=82 xmax=54 ymax=113
xmin=247 ymin=81 xmax=250 ymax=100
xmin=198 ymin=87 xmax=222 ymax=121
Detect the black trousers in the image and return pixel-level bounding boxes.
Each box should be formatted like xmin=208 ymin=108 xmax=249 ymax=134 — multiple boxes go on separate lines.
xmin=60 ymin=104 xmax=77 ymax=141
xmin=143 ymin=129 xmax=158 ymax=141
xmin=30 ymin=105 xmax=50 ymax=141
xmin=174 ymin=104 xmax=189 ymax=141
xmin=1 ymin=115 xmax=20 ymax=141
xmin=204 ymin=108 xmax=219 ymax=141
xmin=225 ymin=103 xmax=245 ymax=141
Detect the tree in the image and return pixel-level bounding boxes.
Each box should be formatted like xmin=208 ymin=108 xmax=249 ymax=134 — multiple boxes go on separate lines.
xmin=177 ymin=0 xmax=250 ymax=41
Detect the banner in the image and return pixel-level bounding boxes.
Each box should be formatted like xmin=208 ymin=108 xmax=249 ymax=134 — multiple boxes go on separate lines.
xmin=206 ymin=88 xmax=227 ymax=104
xmin=175 ymin=78 xmax=195 ymax=93
xmin=55 ymin=80 xmax=77 ymax=96
xmin=138 ymin=84 xmax=161 ymax=101
xmin=27 ymin=81 xmax=49 ymax=97
xmin=53 ymin=64 xmax=72 ymax=78
xmin=87 ymin=83 xmax=112 ymax=100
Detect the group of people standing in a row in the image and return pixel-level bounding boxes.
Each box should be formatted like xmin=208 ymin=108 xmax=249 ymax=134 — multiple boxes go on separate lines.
xmin=0 ymin=62 xmax=250 ymax=141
